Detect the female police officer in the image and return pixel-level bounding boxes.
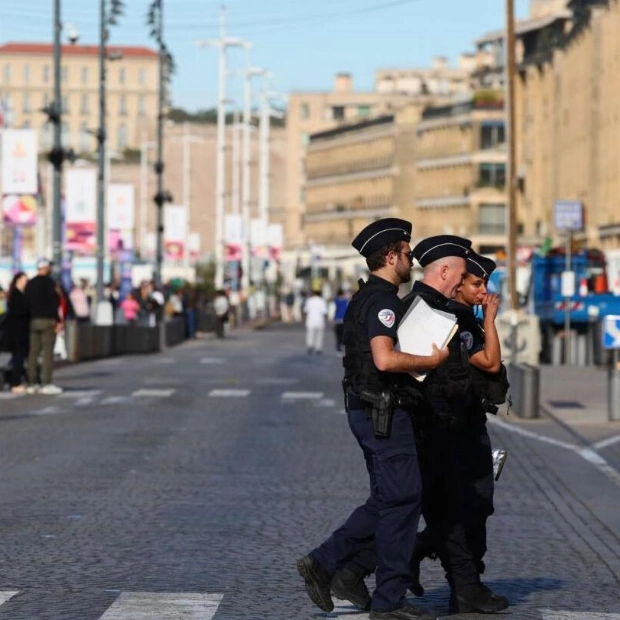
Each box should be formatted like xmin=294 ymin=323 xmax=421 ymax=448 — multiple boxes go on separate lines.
xmin=296 ymin=218 xmax=449 ymax=620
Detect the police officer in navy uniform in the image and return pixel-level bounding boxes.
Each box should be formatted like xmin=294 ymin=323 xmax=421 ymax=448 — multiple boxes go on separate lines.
xmin=403 ymin=243 xmax=509 ymax=614
xmin=296 ymin=218 xmax=447 ymax=620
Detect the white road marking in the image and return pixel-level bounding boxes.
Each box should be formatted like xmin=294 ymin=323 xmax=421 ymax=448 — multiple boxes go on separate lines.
xmin=0 ymin=393 xmax=20 ymax=400
xmin=255 ymin=377 xmax=298 ymax=385
xmin=132 ymin=389 xmax=176 ymax=398
xmin=593 ymin=434 xmax=620 ymax=450
xmin=541 ymin=611 xmax=620 ymax=619
xmin=201 ymin=357 xmax=224 ymax=365
xmin=281 ymin=391 xmax=323 ymax=400
xmin=489 ymin=417 xmax=620 ymax=490
xmin=75 ymin=398 xmax=95 ymax=407
xmin=0 ymin=591 xmax=19 ymax=606
xmin=330 ymin=598 xmax=369 ymax=618
xmin=101 ymin=396 xmax=132 ymax=405
xmin=29 ymin=406 xmax=64 ymax=416
xmin=99 ymin=592 xmax=223 ymax=619
xmin=208 ymin=389 xmax=250 ymax=397
xmin=316 ymin=398 xmax=336 ymax=407
xmin=59 ymin=390 xmax=101 ymax=398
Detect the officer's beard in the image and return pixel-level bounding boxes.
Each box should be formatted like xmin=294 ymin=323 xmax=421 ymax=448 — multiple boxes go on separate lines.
xmin=397 ymin=264 xmax=412 ymax=284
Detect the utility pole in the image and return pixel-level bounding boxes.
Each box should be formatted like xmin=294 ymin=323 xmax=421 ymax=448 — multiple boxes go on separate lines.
xmin=196 ymin=10 xmax=246 ymax=290
xmin=258 ymin=73 xmax=272 ymax=231
xmin=51 ymin=0 xmax=63 ymax=279
xmin=180 ymin=121 xmax=203 ymax=270
xmin=231 ymin=110 xmax=241 ymax=216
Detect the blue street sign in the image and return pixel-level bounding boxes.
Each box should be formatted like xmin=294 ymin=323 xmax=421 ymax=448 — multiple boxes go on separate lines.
xmin=602 ymin=315 xmax=620 ymax=349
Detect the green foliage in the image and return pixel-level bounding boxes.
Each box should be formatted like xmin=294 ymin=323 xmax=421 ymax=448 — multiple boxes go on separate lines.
xmin=167 ymin=107 xmax=286 ymax=127
xmin=195 ymin=260 xmax=216 ymax=300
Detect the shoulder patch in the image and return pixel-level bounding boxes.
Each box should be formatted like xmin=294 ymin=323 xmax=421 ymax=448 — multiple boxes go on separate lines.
xmin=378 ymin=309 xmax=396 ymax=328
xmin=460 ymin=330 xmax=474 ymax=350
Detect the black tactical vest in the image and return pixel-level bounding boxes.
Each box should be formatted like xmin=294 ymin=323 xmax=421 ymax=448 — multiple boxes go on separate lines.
xmin=342 ymin=280 xmax=395 ymax=395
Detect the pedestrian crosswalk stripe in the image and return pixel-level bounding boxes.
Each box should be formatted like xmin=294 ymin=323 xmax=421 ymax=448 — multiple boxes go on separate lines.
xmin=201 ymin=357 xmax=224 ymax=364
xmin=132 ymin=389 xmax=176 ymax=398
xmin=281 ymin=391 xmax=323 ymax=400
xmin=60 ymin=390 xmax=102 ymax=398
xmin=99 ymin=592 xmax=224 ymax=619
xmin=101 ymin=396 xmax=132 ymax=405
xmin=208 ymin=389 xmax=250 ymax=397
xmin=541 ymin=611 xmax=620 ymax=619
xmin=0 ymin=591 xmax=18 ymax=606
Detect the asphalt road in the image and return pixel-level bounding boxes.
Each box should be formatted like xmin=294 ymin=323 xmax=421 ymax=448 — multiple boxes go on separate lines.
xmin=0 ymin=323 xmax=619 ymax=619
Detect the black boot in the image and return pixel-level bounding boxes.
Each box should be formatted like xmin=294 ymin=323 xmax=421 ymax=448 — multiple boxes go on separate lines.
xmin=410 ymin=533 xmax=437 ymax=597
xmin=296 ymin=555 xmax=334 ymax=612
xmin=449 ymin=582 xmax=509 ymax=614
xmin=331 ymin=565 xmax=371 ymax=610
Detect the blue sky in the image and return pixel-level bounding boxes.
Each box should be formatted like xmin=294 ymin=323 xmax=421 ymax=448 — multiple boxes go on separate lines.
xmin=0 ymin=0 xmax=529 ymax=111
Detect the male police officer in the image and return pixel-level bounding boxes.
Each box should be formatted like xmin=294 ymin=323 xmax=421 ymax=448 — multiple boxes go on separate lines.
xmin=403 ymin=243 xmax=509 ymax=614
xmin=296 ymin=219 xmax=447 ymax=620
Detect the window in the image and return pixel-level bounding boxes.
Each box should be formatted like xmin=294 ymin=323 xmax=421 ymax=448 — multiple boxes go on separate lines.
xmin=138 ymin=95 xmax=146 ymax=117
xmin=117 ymin=123 xmax=127 ymax=150
xmin=119 ymin=67 xmax=126 ymax=85
xmin=80 ymin=94 xmax=89 ymax=115
xmin=332 ymin=106 xmax=345 ymax=121
xmin=480 ymin=122 xmax=505 ymax=150
xmin=300 ymin=102 xmax=310 ymax=120
xmin=23 ymin=64 xmax=30 ymax=83
xmin=79 ymin=122 xmax=90 ymax=152
xmin=478 ymin=204 xmax=506 ymax=235
xmin=61 ymin=66 xmax=68 ymax=82
xmin=42 ymin=92 xmax=49 ymax=108
xmin=42 ymin=65 xmax=50 ymax=83
xmin=138 ymin=68 xmax=146 ymax=85
xmin=300 ymin=132 xmax=309 ymax=147
xmin=81 ymin=67 xmax=89 ymax=84
xmin=119 ymin=95 xmax=127 ymax=116
xmin=22 ymin=93 xmax=30 ymax=113
xmin=61 ymin=96 xmax=69 ymax=113
xmin=3 ymin=64 xmax=11 ymax=82
xmin=358 ymin=105 xmax=371 ymax=118
xmin=478 ymin=163 xmax=506 ymax=188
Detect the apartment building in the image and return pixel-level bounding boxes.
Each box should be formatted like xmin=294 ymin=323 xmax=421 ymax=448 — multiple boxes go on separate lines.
xmin=413 ymin=94 xmax=507 ymax=254
xmin=286 ymin=65 xmax=472 ymax=251
xmin=0 ymin=42 xmax=159 ymax=154
xmin=513 ymin=0 xmax=620 ymax=250
xmin=303 ymin=105 xmax=421 ymax=264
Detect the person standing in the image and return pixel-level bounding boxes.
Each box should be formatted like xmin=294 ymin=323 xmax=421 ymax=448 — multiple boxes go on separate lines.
xmin=303 ymin=289 xmax=328 ymax=354
xmin=213 ymin=290 xmax=230 ymax=338
xmin=4 ymin=272 xmax=30 ymax=393
xmin=402 ymin=242 xmax=508 ymax=614
xmin=25 ymin=258 xmax=63 ymax=395
xmin=332 ymin=288 xmax=350 ymax=354
xmin=297 ymin=218 xmax=447 ymax=620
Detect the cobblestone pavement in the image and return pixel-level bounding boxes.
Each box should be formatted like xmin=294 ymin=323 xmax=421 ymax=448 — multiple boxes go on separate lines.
xmin=0 ymin=323 xmax=618 ymax=619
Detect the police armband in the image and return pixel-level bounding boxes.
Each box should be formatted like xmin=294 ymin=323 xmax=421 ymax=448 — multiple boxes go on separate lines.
xmin=360 ymin=390 xmax=395 ymax=438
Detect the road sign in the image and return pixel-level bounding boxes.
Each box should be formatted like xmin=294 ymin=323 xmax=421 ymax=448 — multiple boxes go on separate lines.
xmin=553 ymin=200 xmax=584 ymax=231
xmin=602 ymin=315 xmax=620 ymax=349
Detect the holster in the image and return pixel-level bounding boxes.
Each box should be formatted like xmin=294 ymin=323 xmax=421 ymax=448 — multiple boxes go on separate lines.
xmin=360 ymin=389 xmax=395 ymax=438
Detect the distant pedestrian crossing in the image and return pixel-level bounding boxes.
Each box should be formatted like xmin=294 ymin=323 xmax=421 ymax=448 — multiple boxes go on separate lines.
xmin=0 ymin=591 xmax=223 ymax=619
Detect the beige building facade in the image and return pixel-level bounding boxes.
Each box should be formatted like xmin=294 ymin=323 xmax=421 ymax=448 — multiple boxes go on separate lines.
xmin=286 ymin=66 xmax=473 ymax=252
xmin=413 ymin=96 xmax=507 ymax=253
xmin=0 ymin=42 xmax=159 ymax=154
xmin=514 ymin=0 xmax=620 ymax=251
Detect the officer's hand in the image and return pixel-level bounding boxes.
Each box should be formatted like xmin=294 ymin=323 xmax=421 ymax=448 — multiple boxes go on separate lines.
xmin=430 ymin=343 xmax=450 ymax=368
xmin=481 ymin=293 xmax=502 ymax=320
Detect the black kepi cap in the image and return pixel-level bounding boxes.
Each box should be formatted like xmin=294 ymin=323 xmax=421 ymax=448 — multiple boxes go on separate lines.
xmin=412 ymin=235 xmax=471 ymax=267
xmin=466 ymin=251 xmax=496 ymax=279
xmin=352 ymin=218 xmax=412 ymax=258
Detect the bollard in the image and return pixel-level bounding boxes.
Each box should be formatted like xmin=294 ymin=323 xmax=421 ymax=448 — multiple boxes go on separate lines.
xmin=608 ymin=350 xmax=620 ymax=422
xmin=519 ymin=363 xmax=540 ymax=419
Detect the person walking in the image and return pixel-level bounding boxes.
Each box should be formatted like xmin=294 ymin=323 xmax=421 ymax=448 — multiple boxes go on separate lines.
xmin=4 ymin=272 xmax=30 ymax=393
xmin=303 ymin=289 xmax=328 ymax=354
xmin=332 ymin=288 xmax=350 ymax=354
xmin=402 ymin=242 xmax=509 ymax=614
xmin=296 ymin=218 xmax=448 ymax=620
xmin=213 ymin=290 xmax=230 ymax=338
xmin=120 ymin=292 xmax=140 ymax=324
xmin=25 ymin=258 xmax=63 ymax=395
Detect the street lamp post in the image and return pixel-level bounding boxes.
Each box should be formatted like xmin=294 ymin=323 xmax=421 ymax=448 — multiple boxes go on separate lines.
xmin=51 ymin=0 xmax=63 ymax=279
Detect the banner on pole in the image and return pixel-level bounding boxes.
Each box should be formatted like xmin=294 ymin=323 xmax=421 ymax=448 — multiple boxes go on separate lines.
xmin=108 ymin=183 xmax=135 ymax=252
xmin=189 ymin=232 xmax=201 ymax=262
xmin=65 ymin=168 xmax=97 ymax=255
xmin=164 ymin=205 xmax=187 ymax=261
xmin=1 ymin=129 xmax=38 ymax=195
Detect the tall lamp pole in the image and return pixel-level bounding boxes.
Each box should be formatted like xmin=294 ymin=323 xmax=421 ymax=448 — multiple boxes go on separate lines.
xmin=51 ymin=0 xmax=63 ymax=279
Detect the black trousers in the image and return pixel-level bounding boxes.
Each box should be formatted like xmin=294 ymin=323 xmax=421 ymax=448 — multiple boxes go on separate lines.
xmin=10 ymin=343 xmax=28 ymax=387
xmin=415 ymin=420 xmax=494 ymax=587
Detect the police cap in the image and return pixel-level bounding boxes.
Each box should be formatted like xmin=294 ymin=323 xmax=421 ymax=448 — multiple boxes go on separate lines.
xmin=466 ymin=251 xmax=496 ymax=279
xmin=352 ymin=218 xmax=412 ymax=258
xmin=412 ymin=235 xmax=471 ymax=267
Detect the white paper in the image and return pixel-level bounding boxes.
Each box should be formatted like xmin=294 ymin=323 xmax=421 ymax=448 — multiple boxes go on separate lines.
xmin=396 ymin=296 xmax=458 ymax=381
